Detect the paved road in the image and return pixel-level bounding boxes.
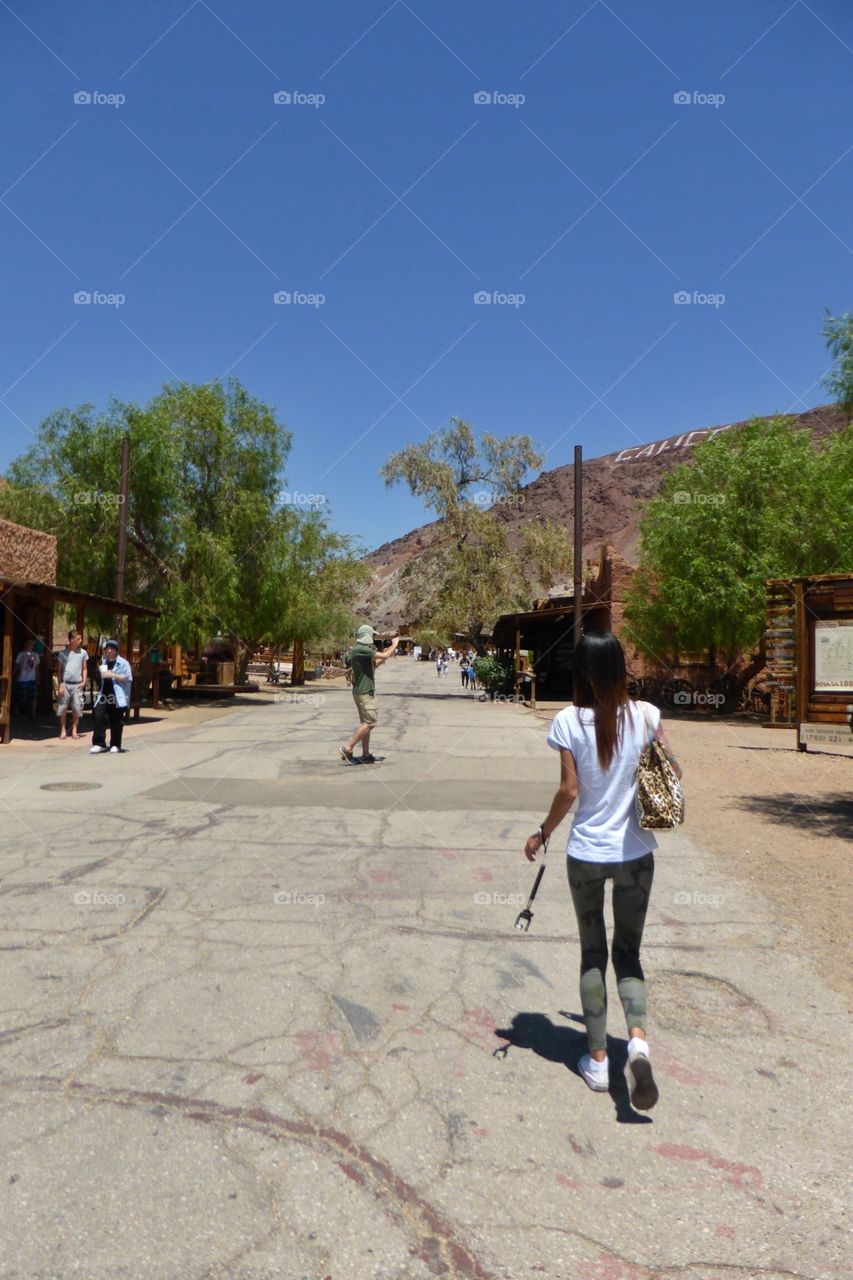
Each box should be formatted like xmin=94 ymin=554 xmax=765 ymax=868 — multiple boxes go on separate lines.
xmin=0 ymin=659 xmax=847 ymax=1279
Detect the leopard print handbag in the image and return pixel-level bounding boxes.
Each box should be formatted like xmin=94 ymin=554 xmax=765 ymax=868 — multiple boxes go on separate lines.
xmin=635 ymin=703 xmax=685 ymax=829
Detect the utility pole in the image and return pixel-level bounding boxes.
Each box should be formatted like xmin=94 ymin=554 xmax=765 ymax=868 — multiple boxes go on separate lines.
xmin=114 ymin=436 xmax=130 ymax=642
xmin=573 ymin=444 xmax=583 ymax=649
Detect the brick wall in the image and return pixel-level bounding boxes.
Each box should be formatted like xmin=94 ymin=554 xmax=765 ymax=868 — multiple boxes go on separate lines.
xmin=0 ymin=518 xmax=58 ymax=585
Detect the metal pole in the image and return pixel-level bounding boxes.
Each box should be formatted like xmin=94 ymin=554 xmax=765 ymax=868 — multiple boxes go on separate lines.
xmin=114 ymin=436 xmax=130 ymax=642
xmin=573 ymin=444 xmax=583 ymax=649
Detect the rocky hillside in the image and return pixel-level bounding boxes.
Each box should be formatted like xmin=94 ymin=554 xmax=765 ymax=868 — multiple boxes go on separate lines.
xmin=358 ymin=404 xmax=847 ymax=629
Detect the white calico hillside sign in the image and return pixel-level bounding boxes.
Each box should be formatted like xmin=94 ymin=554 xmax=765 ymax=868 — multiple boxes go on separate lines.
xmin=612 ymin=424 xmax=737 ymax=463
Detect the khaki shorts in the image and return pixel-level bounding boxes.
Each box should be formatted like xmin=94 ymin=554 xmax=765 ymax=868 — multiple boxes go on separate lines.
xmin=353 ymin=691 xmax=378 ymax=726
xmin=58 ymin=682 xmax=84 ymax=716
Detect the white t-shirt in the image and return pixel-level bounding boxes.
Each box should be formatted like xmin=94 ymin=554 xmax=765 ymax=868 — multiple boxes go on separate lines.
xmin=547 ymin=700 xmax=661 ymax=864
xmin=61 ymin=648 xmax=88 ymax=683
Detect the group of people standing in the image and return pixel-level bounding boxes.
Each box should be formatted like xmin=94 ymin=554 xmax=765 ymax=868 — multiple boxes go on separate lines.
xmin=12 ymin=630 xmax=132 ymax=753
xmin=428 ymin=646 xmax=479 ymax=690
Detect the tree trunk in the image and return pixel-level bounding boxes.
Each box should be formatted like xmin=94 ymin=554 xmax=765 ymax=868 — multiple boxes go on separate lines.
xmin=291 ymin=638 xmax=305 ymax=687
xmin=234 ymin=637 xmax=251 ymax=685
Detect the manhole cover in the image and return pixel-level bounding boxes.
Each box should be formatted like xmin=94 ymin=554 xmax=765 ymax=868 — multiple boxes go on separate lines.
xmin=40 ymin=781 xmax=102 ymax=792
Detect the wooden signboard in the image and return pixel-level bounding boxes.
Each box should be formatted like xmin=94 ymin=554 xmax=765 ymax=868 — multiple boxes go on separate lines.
xmin=765 ymin=574 xmax=853 ymax=754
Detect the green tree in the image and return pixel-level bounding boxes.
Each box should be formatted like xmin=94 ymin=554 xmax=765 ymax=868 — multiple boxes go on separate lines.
xmin=268 ymin=508 xmax=369 ymax=684
xmin=823 ymin=309 xmax=853 ymax=421
xmin=382 ymin=419 xmax=571 ymax=647
xmin=625 ymin=416 xmax=853 ymax=672
xmin=0 ymin=380 xmax=289 ymax=650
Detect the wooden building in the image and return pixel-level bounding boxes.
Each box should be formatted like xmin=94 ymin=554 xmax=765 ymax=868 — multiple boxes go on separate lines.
xmin=0 ymin=516 xmax=158 ymax=744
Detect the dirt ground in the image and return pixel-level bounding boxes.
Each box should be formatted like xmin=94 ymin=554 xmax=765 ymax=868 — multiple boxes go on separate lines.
xmin=534 ymin=705 xmax=853 ymax=1000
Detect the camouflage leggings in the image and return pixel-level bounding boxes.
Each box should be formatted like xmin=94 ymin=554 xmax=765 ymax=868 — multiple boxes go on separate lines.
xmin=567 ymin=853 xmax=655 ymax=1053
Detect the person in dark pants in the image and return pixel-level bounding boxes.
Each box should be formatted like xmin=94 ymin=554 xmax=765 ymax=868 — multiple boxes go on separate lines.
xmin=90 ymin=640 xmax=132 ymax=754
xmin=523 ymin=632 xmax=683 ymax=1111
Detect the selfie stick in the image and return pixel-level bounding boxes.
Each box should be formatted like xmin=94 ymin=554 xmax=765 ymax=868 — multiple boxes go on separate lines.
xmin=514 ymin=834 xmax=548 ymax=932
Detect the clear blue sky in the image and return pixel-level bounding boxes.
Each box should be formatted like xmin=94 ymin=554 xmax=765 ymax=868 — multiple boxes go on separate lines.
xmin=1 ymin=1 xmax=851 ymax=551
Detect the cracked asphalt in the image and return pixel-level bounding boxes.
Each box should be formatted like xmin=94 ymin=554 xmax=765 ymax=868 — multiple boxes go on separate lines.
xmin=0 ymin=658 xmax=848 ymax=1280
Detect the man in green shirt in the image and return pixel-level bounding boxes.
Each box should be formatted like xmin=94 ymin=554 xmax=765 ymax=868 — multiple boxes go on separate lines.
xmin=340 ymin=623 xmax=399 ymax=764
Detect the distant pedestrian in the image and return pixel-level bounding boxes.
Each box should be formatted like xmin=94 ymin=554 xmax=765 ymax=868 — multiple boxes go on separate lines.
xmin=440 ymin=652 xmax=448 ymax=677
xmin=57 ymin=630 xmax=89 ymax=740
xmin=468 ymin=663 xmax=477 ymax=692
xmin=13 ymin=638 xmax=39 ymax=717
xmin=524 ymin=631 xmax=683 ymax=1110
xmin=460 ymin=658 xmax=469 ymax=688
xmin=340 ymin=624 xmax=399 ymax=764
xmin=90 ymin=640 xmax=132 ymax=754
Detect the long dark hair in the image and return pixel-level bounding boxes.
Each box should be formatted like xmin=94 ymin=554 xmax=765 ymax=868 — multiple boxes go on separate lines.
xmin=572 ymin=631 xmax=631 ymax=770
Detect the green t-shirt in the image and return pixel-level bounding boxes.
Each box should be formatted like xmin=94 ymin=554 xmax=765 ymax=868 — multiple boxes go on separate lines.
xmin=349 ymin=642 xmax=376 ymax=695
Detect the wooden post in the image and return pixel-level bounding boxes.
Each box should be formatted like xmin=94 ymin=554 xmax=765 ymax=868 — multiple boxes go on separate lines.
xmin=795 ymin=579 xmax=808 ymax=751
xmin=1 ymin=592 xmax=13 ymax=744
xmin=573 ymin=445 xmax=583 ymax=650
xmin=114 ymin=435 xmax=130 ymax=644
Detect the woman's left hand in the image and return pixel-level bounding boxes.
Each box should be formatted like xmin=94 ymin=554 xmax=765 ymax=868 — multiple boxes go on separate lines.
xmin=524 ymin=831 xmax=543 ymax=863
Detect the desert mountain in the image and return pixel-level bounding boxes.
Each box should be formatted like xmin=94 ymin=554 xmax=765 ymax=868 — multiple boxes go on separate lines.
xmin=358 ymin=404 xmax=847 ymax=629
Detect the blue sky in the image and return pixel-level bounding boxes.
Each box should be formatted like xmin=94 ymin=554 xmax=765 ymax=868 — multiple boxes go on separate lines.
xmin=1 ymin=0 xmax=851 ymax=551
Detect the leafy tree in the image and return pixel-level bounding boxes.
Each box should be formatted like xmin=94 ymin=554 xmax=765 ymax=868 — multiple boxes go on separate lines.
xmin=0 ymin=381 xmax=287 ymax=643
xmin=625 ymin=416 xmax=853 ymax=673
xmin=268 ymin=509 xmax=369 ymax=684
xmin=0 ymin=381 xmax=366 ymax=680
xmin=382 ymin=419 xmax=571 ymax=647
xmin=823 ymin=309 xmax=853 ymax=421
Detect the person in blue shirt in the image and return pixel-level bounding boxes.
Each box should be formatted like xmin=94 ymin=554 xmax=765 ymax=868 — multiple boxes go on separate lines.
xmin=90 ymin=640 xmax=132 ymax=754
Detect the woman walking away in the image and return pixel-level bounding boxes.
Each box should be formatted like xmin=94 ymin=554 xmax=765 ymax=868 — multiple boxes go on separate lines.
xmin=523 ymin=632 xmax=682 ymax=1111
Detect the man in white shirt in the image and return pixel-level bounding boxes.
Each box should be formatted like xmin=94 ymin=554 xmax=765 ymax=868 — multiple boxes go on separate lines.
xmin=57 ymin=631 xmax=89 ymax=740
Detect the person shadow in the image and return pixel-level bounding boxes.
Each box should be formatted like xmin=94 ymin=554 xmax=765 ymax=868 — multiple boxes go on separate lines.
xmin=493 ymin=1010 xmax=653 ymax=1124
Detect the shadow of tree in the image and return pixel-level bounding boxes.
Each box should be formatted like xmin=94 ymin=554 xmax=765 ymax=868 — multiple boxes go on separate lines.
xmin=732 ymin=792 xmax=853 ymax=838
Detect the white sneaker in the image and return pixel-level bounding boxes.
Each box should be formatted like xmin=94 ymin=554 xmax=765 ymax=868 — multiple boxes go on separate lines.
xmin=109 ymin=746 xmax=120 ymax=753
xmin=626 ymin=1038 xmax=659 ymax=1111
xmin=579 ymin=1053 xmax=610 ymax=1092
xmin=90 ymin=745 xmax=106 ymax=754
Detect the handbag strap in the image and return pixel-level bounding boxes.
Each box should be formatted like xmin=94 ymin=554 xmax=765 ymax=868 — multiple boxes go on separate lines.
xmin=638 ymin=701 xmax=659 ymax=745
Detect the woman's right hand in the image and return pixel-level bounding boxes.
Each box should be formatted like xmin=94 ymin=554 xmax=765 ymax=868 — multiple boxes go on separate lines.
xmin=524 ymin=831 xmax=543 ymax=863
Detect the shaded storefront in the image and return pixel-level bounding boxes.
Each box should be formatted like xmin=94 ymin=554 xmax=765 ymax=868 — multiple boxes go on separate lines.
xmin=0 ymin=517 xmax=158 ymax=744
